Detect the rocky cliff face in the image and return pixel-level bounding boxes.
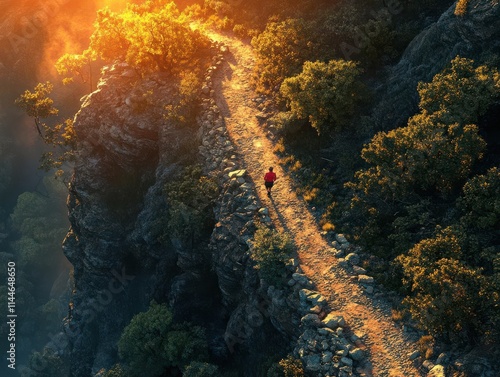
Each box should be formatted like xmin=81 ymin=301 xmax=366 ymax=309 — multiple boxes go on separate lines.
xmin=374 ymin=0 xmax=500 ymax=129
xmin=60 ymin=45 xmax=301 ymax=376
xmin=62 ymin=63 xmax=188 ymax=376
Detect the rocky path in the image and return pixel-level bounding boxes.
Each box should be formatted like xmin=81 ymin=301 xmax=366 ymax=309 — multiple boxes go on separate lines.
xmin=202 ymin=27 xmax=423 ymax=377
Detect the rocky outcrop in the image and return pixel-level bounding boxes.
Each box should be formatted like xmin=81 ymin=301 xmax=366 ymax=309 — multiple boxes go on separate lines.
xmin=60 ymin=42 xmax=302 ymax=377
xmin=62 ymin=63 xmax=189 ymax=376
xmin=374 ymin=0 xmax=500 ymax=129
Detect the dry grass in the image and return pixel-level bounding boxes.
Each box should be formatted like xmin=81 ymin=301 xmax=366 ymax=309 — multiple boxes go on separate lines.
xmin=454 ymin=0 xmax=470 ymax=16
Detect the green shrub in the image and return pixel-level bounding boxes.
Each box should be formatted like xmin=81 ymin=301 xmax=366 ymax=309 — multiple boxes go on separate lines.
xmin=21 ymin=348 xmax=69 ymax=377
xmin=100 ymin=364 xmax=127 ymax=377
xmin=251 ymin=226 xmax=295 ymax=286
xmin=164 ymin=165 xmax=219 ymax=247
xmin=184 ymin=361 xmax=219 ymax=377
xmin=267 ymin=356 xmax=304 ymax=377
xmin=397 ymin=229 xmax=492 ymax=342
xmin=118 ymin=302 xmax=208 ymax=377
xmin=251 ymin=18 xmax=319 ymax=93
xmin=280 ymin=59 xmax=365 ymax=135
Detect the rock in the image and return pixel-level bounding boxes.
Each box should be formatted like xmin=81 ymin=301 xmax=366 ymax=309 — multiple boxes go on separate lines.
xmin=310 ymin=305 xmax=322 ymax=314
xmin=336 ymin=234 xmax=349 ymax=244
xmin=408 ymin=350 xmax=420 ymax=360
xmin=358 ymin=275 xmax=374 ymax=285
xmin=322 ymin=351 xmax=333 ymax=363
xmin=337 ymin=258 xmax=349 ymax=268
xmin=427 ymin=364 xmax=445 ymax=377
xmin=308 ymin=293 xmax=327 ymax=307
xmin=364 ymin=286 xmax=374 ymax=294
xmin=345 ymin=253 xmax=360 ymax=265
xmin=304 ymin=354 xmax=322 ymax=372
xmin=337 ymin=349 xmax=348 ymax=357
xmin=322 ymin=313 xmax=346 ymax=329
xmin=318 ymin=327 xmax=336 ymax=336
xmin=258 ymin=207 xmax=269 ymax=215
xmin=349 ymin=348 xmax=365 ymax=361
xmin=340 ymin=357 xmax=353 ymax=367
xmin=301 ymin=314 xmax=321 ymax=327
xmin=228 ymin=169 xmax=246 ymax=178
xmin=299 ymin=288 xmax=316 ymax=301
xmin=435 ymin=353 xmax=448 ymax=366
xmin=334 ymin=249 xmax=345 ymax=258
xmin=352 ymin=266 xmax=367 ymax=275
xmin=423 ymin=360 xmax=435 ymax=371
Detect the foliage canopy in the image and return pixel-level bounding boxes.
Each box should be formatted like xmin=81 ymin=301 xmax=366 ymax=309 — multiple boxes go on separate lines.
xmin=118 ymin=301 xmax=208 ymax=377
xmin=280 ymin=59 xmax=364 ymax=135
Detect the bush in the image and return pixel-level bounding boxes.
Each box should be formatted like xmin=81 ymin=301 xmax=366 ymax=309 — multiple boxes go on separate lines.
xmin=118 ymin=301 xmax=208 ymax=376
xmin=184 ymin=361 xmax=219 ymax=377
xmin=397 ymin=229 xmax=493 ymax=342
xmin=251 ymin=226 xmax=295 ymax=286
xmin=267 ymin=356 xmax=304 ymax=377
xmin=21 ymin=348 xmax=69 ymax=377
xmin=251 ymin=18 xmax=319 ymax=93
xmin=280 ymin=59 xmax=365 ymax=135
xmin=164 ymin=165 xmax=219 ymax=247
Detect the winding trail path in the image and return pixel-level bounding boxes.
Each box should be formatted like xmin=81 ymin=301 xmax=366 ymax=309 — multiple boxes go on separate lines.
xmin=201 ymin=27 xmax=423 ymax=377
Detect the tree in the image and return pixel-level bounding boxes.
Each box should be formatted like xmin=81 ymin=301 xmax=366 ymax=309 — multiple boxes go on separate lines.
xmin=87 ymin=0 xmax=210 ymax=75
xmin=456 ymin=168 xmax=500 ymax=282
xmin=458 ymin=167 xmax=500 ymax=231
xmin=15 ymin=82 xmax=77 ymax=174
xmin=280 ymin=60 xmax=364 ymax=135
xmin=397 ymin=229 xmax=493 ymax=342
xmin=184 ymin=362 xmax=219 ymax=377
xmin=417 ymin=56 xmax=500 ymax=125
xmin=21 ymin=348 xmax=69 ymax=377
xmin=15 ymin=82 xmax=58 ymax=138
xmin=118 ymin=302 xmax=208 ymax=377
xmin=164 ymin=166 xmax=218 ymax=248
xmin=118 ymin=302 xmax=173 ymax=377
xmin=355 ymin=114 xmax=486 ymax=197
xmin=251 ymin=226 xmax=295 ymax=286
xmin=251 ymin=18 xmax=319 ymax=92
xmin=55 ymin=49 xmax=96 ymax=91
xmin=10 ymin=177 xmax=68 ymax=274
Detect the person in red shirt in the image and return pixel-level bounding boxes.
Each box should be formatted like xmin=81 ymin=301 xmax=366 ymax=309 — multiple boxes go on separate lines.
xmin=264 ymin=167 xmax=277 ymax=196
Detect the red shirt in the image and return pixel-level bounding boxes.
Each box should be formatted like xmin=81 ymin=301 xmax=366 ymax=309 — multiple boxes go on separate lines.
xmin=264 ymin=171 xmax=277 ymax=182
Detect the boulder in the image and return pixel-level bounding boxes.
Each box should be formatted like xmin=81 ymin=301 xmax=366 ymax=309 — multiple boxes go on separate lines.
xmin=427 ymin=365 xmax=445 ymax=377
xmin=349 ymin=348 xmax=365 ymax=362
xmin=304 ymin=354 xmax=322 ymax=372
xmin=322 ymin=313 xmax=346 ymax=329
xmin=345 ymin=253 xmax=360 ymax=265
xmin=358 ymin=275 xmax=374 ymax=285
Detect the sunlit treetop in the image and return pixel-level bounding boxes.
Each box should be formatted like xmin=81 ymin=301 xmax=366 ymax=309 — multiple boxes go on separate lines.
xmin=56 ymin=0 xmax=210 ymax=82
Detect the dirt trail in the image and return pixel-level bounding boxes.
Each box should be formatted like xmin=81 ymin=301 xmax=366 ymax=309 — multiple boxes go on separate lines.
xmin=203 ymin=27 xmax=423 ymax=377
